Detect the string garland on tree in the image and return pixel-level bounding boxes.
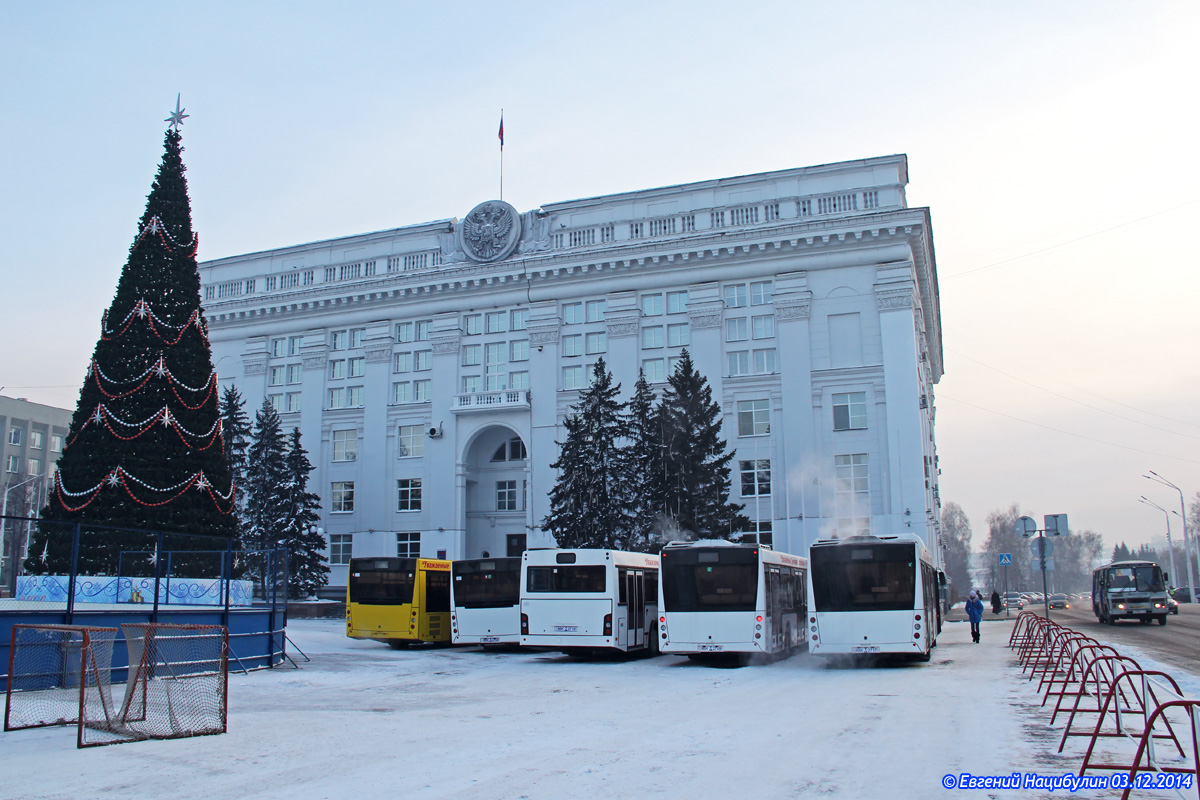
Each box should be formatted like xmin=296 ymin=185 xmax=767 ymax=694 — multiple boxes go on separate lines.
xmin=54 ymin=467 xmax=235 ymax=513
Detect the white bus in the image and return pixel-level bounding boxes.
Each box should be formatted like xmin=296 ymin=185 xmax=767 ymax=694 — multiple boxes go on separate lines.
xmin=451 ymin=557 xmax=522 ymax=645
xmin=807 ymin=533 xmax=940 ymax=661
xmin=658 ymin=540 xmax=807 ymax=660
xmin=520 ymin=549 xmax=660 ymax=655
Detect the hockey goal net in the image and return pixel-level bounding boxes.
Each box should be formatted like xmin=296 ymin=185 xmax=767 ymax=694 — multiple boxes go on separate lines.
xmin=5 ymin=622 xmax=228 ymax=748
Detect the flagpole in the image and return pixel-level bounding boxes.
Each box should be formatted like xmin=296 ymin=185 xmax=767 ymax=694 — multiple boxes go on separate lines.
xmin=499 ymin=108 xmax=504 ymax=201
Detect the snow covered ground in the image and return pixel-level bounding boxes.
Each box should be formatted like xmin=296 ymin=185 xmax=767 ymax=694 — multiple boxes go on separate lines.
xmin=1 ymin=618 xmax=1194 ymax=799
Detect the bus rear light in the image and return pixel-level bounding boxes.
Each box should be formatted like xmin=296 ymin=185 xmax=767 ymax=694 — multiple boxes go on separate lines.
xmin=810 ymin=626 xmax=816 ymax=633
xmin=603 ymin=614 xmax=612 ymax=636
xmin=810 ymin=617 xmax=816 ymax=624
xmin=756 ymin=615 xmax=763 ymax=622
xmin=520 ymin=614 xmax=529 ymax=635
xmin=660 ymin=616 xmax=665 ymax=624
xmin=914 ymin=623 xmax=921 ymax=630
xmin=914 ymin=614 xmax=921 ymax=621
xmin=914 ymin=632 xmax=921 ymax=639
xmin=754 ymin=633 xmax=761 ymax=639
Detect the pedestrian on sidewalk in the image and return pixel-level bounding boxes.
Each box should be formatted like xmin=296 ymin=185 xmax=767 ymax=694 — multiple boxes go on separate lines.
xmin=990 ymin=590 xmax=1002 ymax=615
xmin=966 ymin=591 xmax=984 ymax=643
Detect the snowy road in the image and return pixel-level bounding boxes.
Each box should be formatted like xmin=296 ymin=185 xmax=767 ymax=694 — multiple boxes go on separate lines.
xmin=2 ymin=618 xmax=1194 ymax=799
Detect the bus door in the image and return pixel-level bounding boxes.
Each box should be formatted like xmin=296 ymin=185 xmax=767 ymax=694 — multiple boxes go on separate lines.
xmin=767 ymin=567 xmax=785 ymax=649
xmin=626 ymin=569 xmax=645 ymax=648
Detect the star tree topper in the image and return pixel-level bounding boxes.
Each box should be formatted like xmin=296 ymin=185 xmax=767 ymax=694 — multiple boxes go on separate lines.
xmin=166 ymin=94 xmax=189 ymax=131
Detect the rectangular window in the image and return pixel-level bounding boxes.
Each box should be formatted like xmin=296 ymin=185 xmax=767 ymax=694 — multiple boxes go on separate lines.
xmin=737 ymin=399 xmax=770 ymax=436
xmin=585 ymin=331 xmax=607 ymax=355
xmin=285 ymin=392 xmax=302 ymax=412
xmin=286 ymin=363 xmax=303 ymax=384
xmin=668 ymin=355 xmax=683 ymax=375
xmin=332 ymin=429 xmax=357 ymax=461
xmin=6 ymin=455 xmax=19 ymax=473
xmin=562 ymin=365 xmax=584 ymax=390
xmin=397 ymin=478 xmax=422 ymax=511
xmin=396 ymin=532 xmax=420 ymax=559
xmin=332 ymin=481 xmax=355 ymax=513
xmin=642 ymin=326 xmax=664 ymax=349
xmin=328 ymin=387 xmax=345 ymax=408
xmin=270 ymin=338 xmax=286 ymax=358
xmin=329 ymin=360 xmax=346 ymax=380
xmin=751 ymin=281 xmax=773 ymax=306
xmin=392 ymin=382 xmax=413 ymax=403
xmin=496 ymin=480 xmax=518 ymax=511
xmin=463 ymin=314 xmax=482 ymax=335
xmin=330 ymin=330 xmax=348 ymax=350
xmin=753 ymin=349 xmax=777 ymax=374
xmin=397 ymin=322 xmax=415 ymax=343
xmin=667 ymin=323 xmax=689 ymax=347
xmin=462 ymin=344 xmax=482 ymax=367
xmin=833 ymin=392 xmax=868 ymax=431
xmin=484 ymin=342 xmax=506 ymax=365
xmin=727 ymin=351 xmax=750 ymax=376
xmin=330 ymin=534 xmax=353 ymax=565
xmin=50 ymin=434 xmax=63 ymax=452
xmin=563 ymin=302 xmax=583 ymax=325
xmin=350 ymin=328 xmax=364 ymax=348
xmin=413 ymin=351 xmax=432 ymax=371
xmin=394 ymin=352 xmax=413 ymax=373
xmin=6 ymin=428 xmax=20 ymax=446
xmin=462 ymin=375 xmax=482 ymax=394
xmin=586 ymin=299 xmax=606 ymax=322
xmin=415 ymin=320 xmax=431 ymax=341
xmin=724 ymin=284 xmax=747 ymax=308
xmin=667 ymin=291 xmax=688 ymax=314
xmin=347 ymin=386 xmax=364 ymax=407
xmin=511 ymin=309 xmax=529 ymax=331
xmin=739 ymin=459 xmax=772 ymax=497
xmin=643 ymin=358 xmax=666 ymax=382
xmin=348 ymin=357 xmax=365 ymax=378
xmin=486 ymin=311 xmax=507 ymax=334
xmin=268 ymin=366 xmax=285 ymax=386
xmin=485 ymin=369 xmax=506 ymax=392
xmin=29 ymin=431 xmax=43 ymax=449
xmin=413 ymin=380 xmax=430 ymax=401
xmin=509 ymin=370 xmax=529 ymax=390
xmin=752 ymin=315 xmax=774 ymax=340
xmin=642 ymin=294 xmax=664 ymax=316
xmin=510 ymin=340 xmax=529 ymax=362
xmin=835 ymin=453 xmax=869 ymax=497
xmin=397 ymin=425 xmax=424 ymax=458
xmin=725 ymin=318 xmax=748 ymax=342
xmin=268 ymin=394 xmax=284 ymax=412
xmin=289 ymin=336 xmax=302 ymax=356
xmin=562 ymin=334 xmax=583 ymax=357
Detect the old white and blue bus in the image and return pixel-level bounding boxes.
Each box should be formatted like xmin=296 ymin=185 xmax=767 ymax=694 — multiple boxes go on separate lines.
xmin=807 ymin=533 xmax=939 ymax=661
xmin=450 ymin=557 xmax=522 ymax=645
xmin=520 ymin=549 xmax=660 ymax=655
xmin=658 ymin=540 xmax=807 ymax=659
xmin=1092 ymin=560 xmax=1170 ymax=626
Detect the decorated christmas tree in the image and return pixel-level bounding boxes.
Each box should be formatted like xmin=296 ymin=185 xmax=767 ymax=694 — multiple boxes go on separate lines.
xmin=30 ymin=106 xmax=235 ymax=572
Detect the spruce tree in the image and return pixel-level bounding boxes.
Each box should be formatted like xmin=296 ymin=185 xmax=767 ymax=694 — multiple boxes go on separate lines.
xmin=626 ymin=370 xmax=664 ymax=551
xmin=543 ymin=359 xmax=634 ymax=550
xmin=220 ymin=385 xmax=252 ymax=537
xmin=279 ymin=428 xmax=327 ymax=598
xmin=32 ymin=119 xmax=234 ymax=573
xmin=245 ymin=399 xmax=288 ymax=552
xmin=658 ymin=350 xmax=751 ymax=540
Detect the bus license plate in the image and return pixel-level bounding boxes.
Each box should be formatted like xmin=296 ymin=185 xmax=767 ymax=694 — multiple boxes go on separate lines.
xmin=853 ymin=646 xmax=880 ymax=653
xmin=480 ymin=636 xmax=499 ymax=643
xmin=554 ymin=626 xmax=578 ymax=633
xmin=699 ymin=644 xmax=724 ymax=652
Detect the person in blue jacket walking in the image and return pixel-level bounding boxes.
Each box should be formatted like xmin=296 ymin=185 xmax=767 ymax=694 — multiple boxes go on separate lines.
xmin=966 ymin=590 xmax=985 ymax=643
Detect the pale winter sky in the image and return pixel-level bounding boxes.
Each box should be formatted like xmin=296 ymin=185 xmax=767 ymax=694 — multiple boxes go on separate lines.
xmin=2 ymin=2 xmax=1197 ymax=554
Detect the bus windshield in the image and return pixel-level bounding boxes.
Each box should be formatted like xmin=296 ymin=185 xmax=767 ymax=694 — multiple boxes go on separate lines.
xmin=1108 ymin=566 xmax=1164 ymax=592
xmin=349 ymin=559 xmax=416 ymax=605
xmin=526 ymin=565 xmax=606 ymax=593
xmin=811 ymin=543 xmax=917 ymax=612
xmin=662 ymin=548 xmax=758 ymax=613
xmin=453 ymin=560 xmax=520 ymax=608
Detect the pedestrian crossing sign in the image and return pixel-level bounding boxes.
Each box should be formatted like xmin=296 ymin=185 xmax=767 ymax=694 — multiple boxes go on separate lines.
xmin=999 ymin=553 xmax=1012 ymax=566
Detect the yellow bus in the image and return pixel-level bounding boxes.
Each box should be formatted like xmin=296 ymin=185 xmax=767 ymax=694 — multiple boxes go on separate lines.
xmin=346 ymin=557 xmax=452 ymax=647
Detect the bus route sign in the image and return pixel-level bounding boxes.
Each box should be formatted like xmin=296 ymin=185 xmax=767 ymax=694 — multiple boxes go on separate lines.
xmin=999 ymin=553 xmax=1012 ymax=566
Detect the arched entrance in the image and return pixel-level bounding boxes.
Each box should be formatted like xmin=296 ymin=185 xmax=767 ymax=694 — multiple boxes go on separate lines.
xmin=461 ymin=425 xmax=529 ymax=559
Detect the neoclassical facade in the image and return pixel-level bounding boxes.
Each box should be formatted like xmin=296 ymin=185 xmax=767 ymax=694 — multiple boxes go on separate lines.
xmin=200 ymin=155 xmax=943 ymax=591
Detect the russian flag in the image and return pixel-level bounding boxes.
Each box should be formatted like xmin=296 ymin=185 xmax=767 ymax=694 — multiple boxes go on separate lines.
xmin=498 ymin=115 xmax=504 ymax=149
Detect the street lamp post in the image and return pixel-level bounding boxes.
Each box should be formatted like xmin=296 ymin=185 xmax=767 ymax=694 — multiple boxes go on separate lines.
xmin=1145 ymin=471 xmax=1197 ymax=599
xmin=1139 ymin=496 xmax=1178 ymax=589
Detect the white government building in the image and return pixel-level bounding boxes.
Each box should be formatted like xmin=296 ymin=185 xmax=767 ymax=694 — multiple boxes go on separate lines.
xmin=200 ymin=154 xmax=943 ymax=592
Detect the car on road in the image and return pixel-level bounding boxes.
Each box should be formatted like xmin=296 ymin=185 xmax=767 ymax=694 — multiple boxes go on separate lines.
xmin=1048 ymin=593 xmax=1070 ymax=609
xmin=1173 ymin=588 xmax=1193 ymax=603
xmin=1168 ymin=596 xmax=1179 ymax=615
xmin=1003 ymin=592 xmax=1024 ymax=610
